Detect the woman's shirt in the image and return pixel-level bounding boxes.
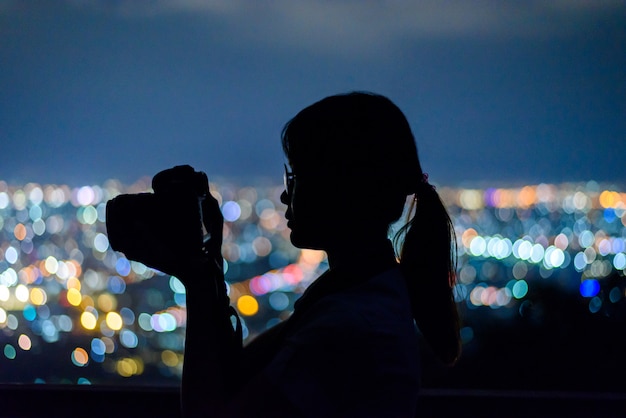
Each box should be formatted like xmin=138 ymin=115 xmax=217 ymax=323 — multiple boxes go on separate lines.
xmin=262 ymin=265 xmax=421 ymax=417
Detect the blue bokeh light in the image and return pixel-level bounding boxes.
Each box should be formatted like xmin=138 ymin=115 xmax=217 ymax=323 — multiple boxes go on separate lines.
xmin=579 ymin=279 xmax=600 ymax=298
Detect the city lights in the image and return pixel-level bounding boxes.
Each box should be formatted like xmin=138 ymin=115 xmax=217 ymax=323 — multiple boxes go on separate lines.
xmin=0 ymin=178 xmax=624 ymax=386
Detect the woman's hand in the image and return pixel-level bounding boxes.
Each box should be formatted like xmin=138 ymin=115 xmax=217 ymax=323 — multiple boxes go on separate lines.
xmin=140 ymin=165 xmax=224 ymax=286
xmin=200 ymin=175 xmax=225 ymax=272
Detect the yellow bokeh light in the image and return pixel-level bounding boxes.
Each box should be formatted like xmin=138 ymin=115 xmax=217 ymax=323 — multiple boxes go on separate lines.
xmin=161 ymin=350 xmax=179 ymax=367
xmin=237 ymin=295 xmax=259 ymax=316
xmin=67 ymin=288 xmax=82 ymax=306
xmin=117 ymin=359 xmax=134 ymax=377
xmin=599 ymin=190 xmax=622 ymax=209
xmin=134 ymin=357 xmax=144 ymax=374
xmin=80 ymin=311 xmax=97 ymax=330
xmin=459 ymin=190 xmax=483 ymax=210
xmin=12 ymin=190 xmax=26 ymax=210
xmin=105 ymin=312 xmax=123 ymax=331
xmin=97 ymin=294 xmax=117 ymax=312
xmin=29 ymin=288 xmax=47 ymax=305
xmin=18 ymin=334 xmax=32 ymax=350
xmin=116 ymin=357 xmax=144 ymax=377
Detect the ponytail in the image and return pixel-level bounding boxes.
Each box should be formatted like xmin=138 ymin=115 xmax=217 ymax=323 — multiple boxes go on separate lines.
xmin=395 ymin=183 xmax=461 ymax=366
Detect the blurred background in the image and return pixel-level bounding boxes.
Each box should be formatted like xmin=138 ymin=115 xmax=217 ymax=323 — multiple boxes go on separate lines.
xmin=1 ymin=0 xmax=625 ymax=401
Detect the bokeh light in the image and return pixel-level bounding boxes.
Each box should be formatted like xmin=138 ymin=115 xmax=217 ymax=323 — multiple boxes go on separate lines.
xmin=237 ymin=295 xmax=259 ymax=316
xmin=67 ymin=288 xmax=82 ymax=306
xmin=80 ymin=312 xmax=97 ymax=330
xmin=4 ymin=344 xmax=16 ymax=360
xmin=71 ymin=347 xmax=89 ymax=367
xmin=18 ymin=334 xmax=32 ymax=350
xmin=105 ymin=312 xmax=123 ymax=331
xmin=580 ymin=279 xmax=600 ymax=298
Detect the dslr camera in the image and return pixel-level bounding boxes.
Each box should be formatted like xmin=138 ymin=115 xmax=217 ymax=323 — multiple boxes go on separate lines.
xmin=105 ymin=165 xmax=214 ymax=275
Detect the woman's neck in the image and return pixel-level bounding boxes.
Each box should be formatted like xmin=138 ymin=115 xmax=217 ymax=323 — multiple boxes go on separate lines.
xmin=289 ymin=236 xmax=398 ymax=316
xmin=325 ymin=236 xmax=397 ymax=272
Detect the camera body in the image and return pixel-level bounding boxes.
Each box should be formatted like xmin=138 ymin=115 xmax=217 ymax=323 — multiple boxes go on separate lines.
xmin=106 ymin=165 xmax=210 ymax=275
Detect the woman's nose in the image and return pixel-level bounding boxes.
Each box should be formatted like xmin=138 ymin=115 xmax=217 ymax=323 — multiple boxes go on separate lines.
xmin=280 ymin=190 xmax=289 ymax=205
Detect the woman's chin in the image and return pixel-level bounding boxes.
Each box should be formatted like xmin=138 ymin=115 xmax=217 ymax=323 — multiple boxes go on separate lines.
xmin=288 ymin=229 xmax=325 ymax=250
xmin=288 ymin=231 xmax=306 ymax=248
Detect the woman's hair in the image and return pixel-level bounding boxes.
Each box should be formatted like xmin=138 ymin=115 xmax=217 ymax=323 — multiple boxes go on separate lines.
xmin=281 ymin=92 xmax=461 ymax=365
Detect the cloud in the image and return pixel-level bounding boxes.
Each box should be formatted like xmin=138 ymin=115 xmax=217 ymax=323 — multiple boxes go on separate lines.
xmin=4 ymin=0 xmax=625 ymax=56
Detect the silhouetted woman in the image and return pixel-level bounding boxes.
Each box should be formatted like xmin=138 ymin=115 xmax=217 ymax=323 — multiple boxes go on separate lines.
xmin=178 ymin=92 xmax=460 ymax=417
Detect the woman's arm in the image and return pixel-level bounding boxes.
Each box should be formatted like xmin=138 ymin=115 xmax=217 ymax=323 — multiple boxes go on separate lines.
xmin=177 ymin=178 xmax=244 ymax=417
xmin=179 ymin=259 xmax=240 ymax=417
xmin=164 ymin=169 xmax=293 ymax=416
xmin=180 ymin=262 xmax=294 ymax=417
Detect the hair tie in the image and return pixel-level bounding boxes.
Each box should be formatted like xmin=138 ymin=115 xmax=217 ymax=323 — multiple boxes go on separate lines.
xmin=419 ymin=172 xmax=436 ymax=192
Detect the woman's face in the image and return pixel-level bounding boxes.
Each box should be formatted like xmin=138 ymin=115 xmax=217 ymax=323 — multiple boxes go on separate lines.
xmin=280 ymin=164 xmax=341 ymax=250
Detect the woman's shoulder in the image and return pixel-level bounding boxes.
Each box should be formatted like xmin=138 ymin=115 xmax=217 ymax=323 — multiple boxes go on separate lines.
xmin=325 ymin=266 xmax=413 ymax=321
xmin=287 ymin=267 xmax=416 ymax=342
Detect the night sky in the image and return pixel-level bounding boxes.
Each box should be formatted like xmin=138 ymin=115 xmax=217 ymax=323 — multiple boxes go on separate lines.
xmin=1 ymin=1 xmax=625 ymax=187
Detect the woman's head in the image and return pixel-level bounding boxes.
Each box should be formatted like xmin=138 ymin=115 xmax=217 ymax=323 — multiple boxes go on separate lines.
xmin=282 ymin=92 xmax=422 ymax=197
xmin=280 ymin=92 xmax=423 ymax=248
